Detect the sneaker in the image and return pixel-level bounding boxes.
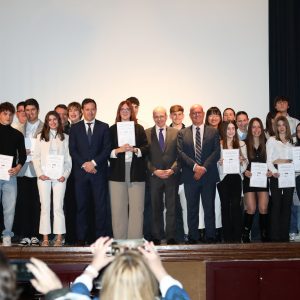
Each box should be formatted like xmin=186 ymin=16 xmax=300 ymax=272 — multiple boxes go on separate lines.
xmin=19 ymin=237 xmax=31 ymax=246
xmin=289 ymin=233 xmax=296 ymax=242
xmin=31 ymin=237 xmax=40 ymax=246
xmin=2 ymin=236 xmax=11 ymax=247
xmin=294 ymin=233 xmax=300 ymax=242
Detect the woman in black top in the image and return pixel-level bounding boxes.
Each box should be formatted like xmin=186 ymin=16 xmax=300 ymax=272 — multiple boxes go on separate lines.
xmin=242 ymin=118 xmax=271 ymax=242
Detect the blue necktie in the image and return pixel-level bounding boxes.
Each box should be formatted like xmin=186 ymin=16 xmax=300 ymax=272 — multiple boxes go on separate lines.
xmin=195 ymin=127 xmax=202 ymax=164
xmin=87 ymin=123 xmax=92 ymax=145
xmin=159 ymin=128 xmax=165 ymax=151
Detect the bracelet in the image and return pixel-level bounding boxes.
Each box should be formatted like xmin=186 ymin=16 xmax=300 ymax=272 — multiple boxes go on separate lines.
xmin=85 ymin=265 xmax=99 ymax=279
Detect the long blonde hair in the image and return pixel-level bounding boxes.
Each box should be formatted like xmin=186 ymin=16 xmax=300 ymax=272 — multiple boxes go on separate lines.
xmin=100 ymin=251 xmax=158 ymax=300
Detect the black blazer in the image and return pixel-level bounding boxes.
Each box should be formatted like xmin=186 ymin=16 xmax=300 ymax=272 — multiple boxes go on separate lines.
xmin=108 ymin=123 xmax=148 ymax=182
xmin=177 ymin=125 xmax=220 ymax=184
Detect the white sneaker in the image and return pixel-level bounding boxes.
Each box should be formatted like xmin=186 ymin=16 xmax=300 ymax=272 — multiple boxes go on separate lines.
xmin=294 ymin=233 xmax=300 ymax=242
xmin=19 ymin=237 xmax=31 ymax=246
xmin=2 ymin=236 xmax=11 ymax=247
xmin=30 ymin=237 xmax=40 ymax=246
xmin=289 ymin=233 xmax=296 ymax=242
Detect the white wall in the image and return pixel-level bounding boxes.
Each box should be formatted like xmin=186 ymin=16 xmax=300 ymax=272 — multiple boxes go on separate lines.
xmin=0 ymin=0 xmax=269 ymax=127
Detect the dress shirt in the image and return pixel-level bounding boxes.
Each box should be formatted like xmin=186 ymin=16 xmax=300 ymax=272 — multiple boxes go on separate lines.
xmin=156 ymin=125 xmax=167 ymax=141
xmin=266 ymin=136 xmax=293 ymax=173
xmin=84 ymin=119 xmax=95 ymax=134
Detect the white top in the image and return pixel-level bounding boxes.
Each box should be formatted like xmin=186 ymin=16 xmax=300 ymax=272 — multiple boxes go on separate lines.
xmin=218 ymin=140 xmax=248 ymax=181
xmin=266 ymin=136 xmax=293 ymax=173
xmin=286 ymin=115 xmax=300 ymax=135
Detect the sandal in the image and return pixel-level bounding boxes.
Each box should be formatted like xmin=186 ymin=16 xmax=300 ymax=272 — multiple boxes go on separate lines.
xmin=53 ymin=239 xmax=64 ymax=247
xmin=41 ymin=240 xmax=49 ymax=247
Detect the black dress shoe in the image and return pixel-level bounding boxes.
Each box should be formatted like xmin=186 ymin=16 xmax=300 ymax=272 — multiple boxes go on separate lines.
xmin=167 ymin=239 xmax=178 ymax=245
xmin=186 ymin=239 xmax=198 ymax=245
xmin=76 ymin=240 xmax=86 ymax=246
xmin=152 ymin=239 xmax=161 ymax=245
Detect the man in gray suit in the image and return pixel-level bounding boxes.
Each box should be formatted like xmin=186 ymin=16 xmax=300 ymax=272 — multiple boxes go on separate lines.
xmin=177 ymin=104 xmax=220 ymax=244
xmin=14 ymin=98 xmax=44 ymax=246
xmin=146 ymin=107 xmax=179 ymax=245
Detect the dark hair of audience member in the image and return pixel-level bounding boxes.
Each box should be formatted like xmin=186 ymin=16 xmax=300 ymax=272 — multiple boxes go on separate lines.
xmin=246 ymin=117 xmax=266 ymax=161
xmin=223 ymin=107 xmax=236 ymax=117
xmin=220 ymin=120 xmax=240 ymax=149
xmin=236 ymin=111 xmax=248 ymax=119
xmin=24 ymin=98 xmax=39 ymax=110
xmin=273 ymin=95 xmax=289 ymax=107
xmin=0 ymin=252 xmax=19 ymax=300
xmin=205 ymin=106 xmax=222 ymax=130
xmin=126 ymin=97 xmax=140 ymax=106
xmin=40 ymin=111 xmax=65 ymax=142
xmin=16 ymin=102 xmax=25 ymax=111
xmin=115 ymin=100 xmax=137 ymax=124
xmin=0 ymin=102 xmax=15 ymax=114
xmin=274 ymin=115 xmax=293 ymax=143
xmin=82 ymin=98 xmax=97 ymax=109
xmin=265 ymin=111 xmax=276 ymax=137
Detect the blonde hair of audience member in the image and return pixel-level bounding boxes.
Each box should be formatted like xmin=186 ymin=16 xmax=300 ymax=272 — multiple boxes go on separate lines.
xmin=100 ymin=251 xmax=158 ymax=300
xmin=274 ymin=115 xmax=293 ymax=143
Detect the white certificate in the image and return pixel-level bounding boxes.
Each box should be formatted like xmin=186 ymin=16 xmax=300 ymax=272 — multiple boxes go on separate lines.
xmin=44 ymin=155 xmax=64 ymax=179
xmin=250 ymin=162 xmax=268 ymax=188
xmin=222 ymin=149 xmax=240 ymax=174
xmin=292 ymin=147 xmax=300 ymax=172
xmin=25 ymin=137 xmax=36 ymax=162
xmin=278 ymin=163 xmax=295 ymax=188
xmin=117 ymin=121 xmax=136 ymax=146
xmin=0 ymin=155 xmax=13 ymax=181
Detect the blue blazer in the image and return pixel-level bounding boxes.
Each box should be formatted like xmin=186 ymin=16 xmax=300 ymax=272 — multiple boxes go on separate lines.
xmin=177 ymin=125 xmax=220 ymax=184
xmin=69 ymin=119 xmax=111 ymax=178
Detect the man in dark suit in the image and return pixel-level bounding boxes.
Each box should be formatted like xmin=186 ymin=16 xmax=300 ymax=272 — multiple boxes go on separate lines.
xmin=177 ymin=104 xmax=220 ymax=243
xmin=146 ymin=107 xmax=179 ymax=245
xmin=69 ymin=98 xmax=111 ymax=245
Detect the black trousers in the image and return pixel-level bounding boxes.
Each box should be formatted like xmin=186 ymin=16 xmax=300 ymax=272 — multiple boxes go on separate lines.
xmin=269 ymin=177 xmax=294 ymax=242
xmin=13 ymin=177 xmax=40 ymax=238
xmin=217 ymin=174 xmax=242 ymax=242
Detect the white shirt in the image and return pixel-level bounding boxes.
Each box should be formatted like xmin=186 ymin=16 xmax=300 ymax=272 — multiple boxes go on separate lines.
xmin=286 ymin=114 xmax=300 ymax=135
xmin=156 ymin=125 xmax=167 ymax=141
xmin=266 ymin=136 xmax=293 ymax=173
xmin=84 ymin=119 xmax=95 ymax=134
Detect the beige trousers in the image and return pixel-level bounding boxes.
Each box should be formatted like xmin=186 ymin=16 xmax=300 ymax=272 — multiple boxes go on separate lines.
xmin=109 ymin=181 xmax=145 ymax=239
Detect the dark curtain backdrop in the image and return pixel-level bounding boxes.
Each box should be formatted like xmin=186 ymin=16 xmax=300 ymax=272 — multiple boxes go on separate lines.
xmin=269 ymin=0 xmax=300 ymax=119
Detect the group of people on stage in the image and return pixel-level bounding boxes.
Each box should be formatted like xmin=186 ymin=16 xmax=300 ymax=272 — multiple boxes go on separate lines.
xmin=0 ymin=95 xmax=300 ymax=246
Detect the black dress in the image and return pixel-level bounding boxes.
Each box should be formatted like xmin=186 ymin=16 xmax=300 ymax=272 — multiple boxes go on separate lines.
xmin=243 ymin=146 xmax=269 ymax=193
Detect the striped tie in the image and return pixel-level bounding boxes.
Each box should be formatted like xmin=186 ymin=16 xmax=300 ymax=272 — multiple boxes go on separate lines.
xmin=195 ymin=127 xmax=202 ymax=164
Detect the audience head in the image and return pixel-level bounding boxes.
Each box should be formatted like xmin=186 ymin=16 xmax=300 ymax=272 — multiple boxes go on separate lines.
xmin=24 ymin=98 xmax=39 ymax=123
xmin=223 ymin=107 xmax=235 ymax=122
xmin=41 ymin=111 xmax=64 ymax=142
xmin=0 ymin=252 xmax=19 ymax=300
xmin=246 ymin=117 xmax=266 ymax=160
xmin=274 ymin=96 xmax=289 ymax=115
xmin=126 ymin=97 xmax=140 ymax=117
xmin=0 ymin=102 xmax=15 ymax=126
xmin=169 ymin=105 xmax=184 ymax=127
xmin=153 ymin=107 xmax=167 ymax=128
xmin=101 ymin=251 xmax=158 ymax=300
xmin=265 ymin=111 xmax=276 ymax=137
xmin=220 ymin=120 xmax=240 ymax=149
xmin=236 ymin=111 xmax=249 ymax=132
xmin=67 ymin=102 xmax=82 ymax=124
xmin=54 ymin=104 xmax=69 ymax=126
xmin=190 ymin=104 xmax=205 ymax=126
xmin=115 ymin=100 xmax=137 ymax=123
xmin=81 ymin=98 xmax=97 ymax=122
xmin=16 ymin=101 xmax=27 ymax=124
xmin=273 ymin=115 xmax=292 ymax=143
xmin=205 ymin=106 xmax=222 ymax=130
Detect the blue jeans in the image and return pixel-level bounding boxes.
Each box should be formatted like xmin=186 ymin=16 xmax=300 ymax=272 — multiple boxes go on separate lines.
xmin=0 ymin=176 xmax=17 ymax=237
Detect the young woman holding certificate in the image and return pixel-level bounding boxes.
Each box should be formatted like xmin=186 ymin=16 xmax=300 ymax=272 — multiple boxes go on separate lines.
xmin=266 ymin=116 xmax=294 ymax=242
xmin=33 ymin=111 xmax=72 ymax=246
xmin=242 ymin=118 xmax=271 ymax=243
xmin=108 ymin=100 xmax=148 ymax=239
xmin=217 ymin=121 xmax=248 ymax=242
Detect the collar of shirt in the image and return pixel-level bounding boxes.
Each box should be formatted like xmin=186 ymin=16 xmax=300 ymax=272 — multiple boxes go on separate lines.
xmin=155 ymin=125 xmax=167 ymax=140
xmin=84 ymin=119 xmax=95 ymax=132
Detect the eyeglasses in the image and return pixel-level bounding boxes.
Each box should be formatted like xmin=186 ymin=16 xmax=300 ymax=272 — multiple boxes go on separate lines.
xmin=191 ymin=112 xmax=203 ymax=116
xmin=120 ymin=108 xmax=130 ymax=112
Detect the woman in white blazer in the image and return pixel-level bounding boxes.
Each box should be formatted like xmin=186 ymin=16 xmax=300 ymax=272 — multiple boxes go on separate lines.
xmin=33 ymin=111 xmax=72 ymax=246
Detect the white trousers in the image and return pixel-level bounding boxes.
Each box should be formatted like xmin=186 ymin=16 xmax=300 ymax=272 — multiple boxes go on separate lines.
xmin=37 ymin=179 xmax=66 ymax=234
